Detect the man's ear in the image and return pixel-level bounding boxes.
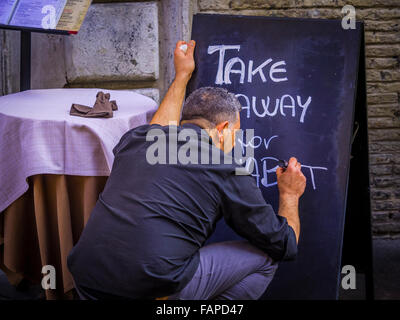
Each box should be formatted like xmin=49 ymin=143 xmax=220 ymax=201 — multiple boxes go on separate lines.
xmin=215 ymin=121 xmax=229 ymax=133
xmin=215 ymin=121 xmax=229 ymax=145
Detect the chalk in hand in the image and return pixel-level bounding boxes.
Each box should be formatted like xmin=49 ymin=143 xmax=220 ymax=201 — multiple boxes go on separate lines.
xmin=179 ymin=44 xmax=188 ymax=53
xmin=278 ymin=159 xmax=288 ymax=170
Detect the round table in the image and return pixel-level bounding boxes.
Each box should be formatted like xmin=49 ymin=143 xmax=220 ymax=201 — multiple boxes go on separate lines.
xmin=0 ymin=88 xmax=157 ymax=299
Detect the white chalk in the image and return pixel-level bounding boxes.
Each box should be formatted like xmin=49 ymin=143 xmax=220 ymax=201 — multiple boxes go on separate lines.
xmin=179 ymin=44 xmax=188 ymax=53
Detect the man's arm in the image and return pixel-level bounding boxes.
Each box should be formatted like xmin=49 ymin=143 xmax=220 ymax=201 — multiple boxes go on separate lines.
xmin=220 ymin=175 xmax=298 ymax=261
xmin=150 ymin=40 xmax=196 ymax=126
xmin=220 ymin=157 xmax=306 ymax=261
xmin=276 ymin=157 xmax=306 ymax=244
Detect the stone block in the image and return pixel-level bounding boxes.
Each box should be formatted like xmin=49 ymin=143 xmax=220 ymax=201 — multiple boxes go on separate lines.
xmin=367 ymin=93 xmax=398 ymax=104
xmin=368 ymin=104 xmax=399 ymax=117
xmin=366 ymin=58 xmax=399 ymax=69
xmin=369 ymin=153 xmax=396 ymax=165
xmin=31 ymin=33 xmax=67 ymax=89
xmin=365 ymin=32 xmax=400 ymax=44
xmin=368 ymin=117 xmax=400 ymax=129
xmin=65 ymin=2 xmax=159 ymax=83
xmin=367 ymin=69 xmax=400 ymax=82
xmin=130 ymin=88 xmax=160 ymax=105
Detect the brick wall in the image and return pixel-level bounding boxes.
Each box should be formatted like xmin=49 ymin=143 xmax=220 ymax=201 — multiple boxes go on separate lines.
xmin=196 ymin=0 xmax=400 ymax=238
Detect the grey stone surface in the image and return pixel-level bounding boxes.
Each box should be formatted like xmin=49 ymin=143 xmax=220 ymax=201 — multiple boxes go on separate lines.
xmin=65 ymin=2 xmax=159 ymax=83
xmin=0 ymin=29 xmax=20 ymax=96
xmin=130 ymin=88 xmax=160 ymax=105
xmin=31 ymin=33 xmax=67 ymax=89
xmin=159 ymin=0 xmax=194 ymax=97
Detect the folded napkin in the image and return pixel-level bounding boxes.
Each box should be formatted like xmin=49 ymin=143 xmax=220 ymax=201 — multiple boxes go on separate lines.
xmin=70 ymin=91 xmax=118 ymax=118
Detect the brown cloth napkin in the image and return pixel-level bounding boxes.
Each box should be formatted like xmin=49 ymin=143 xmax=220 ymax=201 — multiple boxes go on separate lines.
xmin=70 ymin=91 xmax=118 ymax=118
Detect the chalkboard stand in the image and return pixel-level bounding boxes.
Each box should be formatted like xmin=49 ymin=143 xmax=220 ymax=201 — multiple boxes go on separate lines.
xmin=189 ymin=14 xmax=374 ymax=300
xmin=0 ymin=24 xmax=70 ymax=91
xmin=341 ymin=27 xmax=374 ymax=300
xmin=20 ymin=30 xmax=31 ymax=91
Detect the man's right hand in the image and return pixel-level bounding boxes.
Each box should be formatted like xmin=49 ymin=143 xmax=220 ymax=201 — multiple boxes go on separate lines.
xmin=276 ymin=157 xmax=305 ymax=244
xmin=174 ymin=40 xmax=196 ymax=82
xmin=276 ymin=157 xmax=306 ymax=199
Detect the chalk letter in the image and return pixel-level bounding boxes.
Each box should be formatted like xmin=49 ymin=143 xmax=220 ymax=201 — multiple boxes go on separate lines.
xmin=262 ymin=97 xmax=279 ymax=117
xmin=302 ymin=165 xmax=328 ymax=190
xmin=270 ymin=61 xmax=288 ymax=82
xmin=248 ymin=59 xmax=272 ymax=83
xmin=244 ymin=157 xmax=259 ymax=186
xmin=280 ymin=94 xmax=296 ymax=117
xmin=236 ymin=93 xmax=250 ymax=118
xmin=207 ymin=45 xmax=241 ymax=85
xmin=252 ymin=96 xmax=279 ymax=118
xmin=260 ymin=157 xmax=278 ymax=188
xmin=224 ymin=57 xmax=245 ymax=84
xmin=252 ymin=96 xmax=267 ymax=117
xmin=297 ymin=95 xmax=312 ymax=123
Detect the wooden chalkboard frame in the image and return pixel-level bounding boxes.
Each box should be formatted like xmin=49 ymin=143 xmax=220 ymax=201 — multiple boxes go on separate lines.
xmin=188 ymin=13 xmax=373 ymax=300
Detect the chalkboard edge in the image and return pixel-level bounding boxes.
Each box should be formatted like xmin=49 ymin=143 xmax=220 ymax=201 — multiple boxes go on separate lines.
xmin=0 ymin=24 xmax=70 ymax=35
xmin=335 ymin=23 xmax=365 ymax=300
xmin=193 ymin=12 xmax=365 ymax=27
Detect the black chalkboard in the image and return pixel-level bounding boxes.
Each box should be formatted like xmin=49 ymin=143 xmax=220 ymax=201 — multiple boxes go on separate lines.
xmin=187 ymin=14 xmax=373 ymax=300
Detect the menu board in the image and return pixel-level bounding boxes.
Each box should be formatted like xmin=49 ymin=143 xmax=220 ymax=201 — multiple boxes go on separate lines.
xmin=0 ymin=0 xmax=91 ymax=32
xmin=0 ymin=0 xmax=19 ymax=25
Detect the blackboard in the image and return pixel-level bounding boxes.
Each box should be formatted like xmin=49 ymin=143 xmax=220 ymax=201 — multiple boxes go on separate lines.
xmin=187 ymin=14 xmax=373 ymax=300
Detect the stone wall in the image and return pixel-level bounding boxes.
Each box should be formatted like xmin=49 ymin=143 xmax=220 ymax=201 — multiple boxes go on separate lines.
xmin=196 ymin=0 xmax=400 ymax=238
xmin=0 ymin=0 xmax=399 ymax=238
xmin=0 ymin=0 xmax=194 ymax=103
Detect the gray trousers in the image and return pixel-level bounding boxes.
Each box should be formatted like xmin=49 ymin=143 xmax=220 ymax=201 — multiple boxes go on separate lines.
xmin=168 ymin=240 xmax=278 ymax=300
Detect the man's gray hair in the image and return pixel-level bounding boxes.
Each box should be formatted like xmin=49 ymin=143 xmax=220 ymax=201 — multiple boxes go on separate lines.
xmin=181 ymin=87 xmax=242 ymax=126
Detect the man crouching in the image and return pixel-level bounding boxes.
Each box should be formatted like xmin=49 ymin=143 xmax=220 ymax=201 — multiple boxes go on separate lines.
xmin=67 ymin=40 xmax=306 ymax=300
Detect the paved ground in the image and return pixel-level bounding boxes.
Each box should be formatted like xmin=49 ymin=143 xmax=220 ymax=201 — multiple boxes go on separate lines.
xmin=1 ymin=239 xmax=399 ymax=300
xmin=373 ymin=238 xmax=400 ymax=300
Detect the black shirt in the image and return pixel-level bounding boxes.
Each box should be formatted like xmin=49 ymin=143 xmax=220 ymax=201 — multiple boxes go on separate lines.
xmin=67 ymin=123 xmax=297 ymax=299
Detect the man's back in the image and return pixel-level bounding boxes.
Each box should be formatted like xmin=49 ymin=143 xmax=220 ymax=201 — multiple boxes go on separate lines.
xmin=68 ymin=123 xmax=236 ymax=298
xmin=68 ymin=40 xmax=303 ymax=300
xmin=68 ymin=122 xmax=297 ymax=299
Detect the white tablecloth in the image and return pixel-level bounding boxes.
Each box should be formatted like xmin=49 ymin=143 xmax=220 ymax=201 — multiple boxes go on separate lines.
xmin=0 ymin=88 xmax=158 ymax=212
